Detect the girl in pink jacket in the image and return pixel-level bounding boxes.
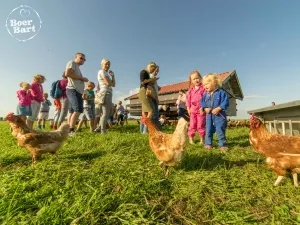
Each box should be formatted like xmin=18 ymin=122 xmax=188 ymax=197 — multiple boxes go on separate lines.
xmin=16 ymin=82 xmax=32 ymax=122
xmin=186 ymin=70 xmax=206 ymax=145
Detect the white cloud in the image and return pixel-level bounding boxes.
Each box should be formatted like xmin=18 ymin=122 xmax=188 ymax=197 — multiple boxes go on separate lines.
xmin=244 ymin=95 xmax=268 ymax=99
xmin=112 ymin=87 xmax=139 ymax=106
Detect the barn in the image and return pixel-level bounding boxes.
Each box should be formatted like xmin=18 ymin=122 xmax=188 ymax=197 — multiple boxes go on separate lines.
xmin=124 ymin=70 xmax=244 ymax=118
xmin=247 ymin=100 xmax=300 ymax=136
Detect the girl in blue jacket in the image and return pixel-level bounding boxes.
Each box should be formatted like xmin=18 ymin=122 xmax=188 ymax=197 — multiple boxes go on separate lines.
xmin=201 ymin=73 xmax=229 ymax=151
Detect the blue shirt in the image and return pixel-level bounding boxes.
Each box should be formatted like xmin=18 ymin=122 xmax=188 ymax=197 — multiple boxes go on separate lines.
xmin=201 ymin=88 xmax=229 ymax=117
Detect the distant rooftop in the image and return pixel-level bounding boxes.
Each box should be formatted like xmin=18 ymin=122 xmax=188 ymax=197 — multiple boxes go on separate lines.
xmin=247 ymin=100 xmax=300 ymax=114
xmin=125 ymin=70 xmax=243 ymax=100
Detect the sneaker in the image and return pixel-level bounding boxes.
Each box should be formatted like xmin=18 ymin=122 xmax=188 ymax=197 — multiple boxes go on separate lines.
xmin=68 ymin=131 xmax=76 ymax=137
xmin=204 ymin=145 xmax=212 ymax=149
xmin=93 ymin=127 xmax=101 ymax=133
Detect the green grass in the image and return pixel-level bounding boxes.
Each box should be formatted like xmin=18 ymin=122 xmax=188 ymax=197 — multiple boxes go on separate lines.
xmin=1 ymin=121 xmax=300 ymax=225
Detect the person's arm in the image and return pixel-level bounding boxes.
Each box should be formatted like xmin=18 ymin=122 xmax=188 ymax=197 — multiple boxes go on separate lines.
xmin=140 ymin=70 xmax=157 ymax=85
xmin=30 ymin=83 xmax=43 ymax=102
xmin=82 ymin=90 xmax=88 ymax=100
xmin=65 ymin=62 xmax=88 ymax=82
xmin=109 ymin=71 xmax=116 ymax=87
xmin=216 ymin=90 xmax=229 ymax=112
xmin=100 ymin=71 xmax=114 ymax=87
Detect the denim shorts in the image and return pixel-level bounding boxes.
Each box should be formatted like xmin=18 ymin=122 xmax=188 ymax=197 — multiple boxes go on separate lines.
xmin=16 ymin=105 xmax=32 ymax=116
xmin=66 ymin=89 xmax=83 ymax=113
xmin=80 ymin=106 xmax=95 ymax=120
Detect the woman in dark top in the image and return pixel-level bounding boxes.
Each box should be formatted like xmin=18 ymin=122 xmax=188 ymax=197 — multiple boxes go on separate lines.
xmin=138 ymin=62 xmax=158 ymax=119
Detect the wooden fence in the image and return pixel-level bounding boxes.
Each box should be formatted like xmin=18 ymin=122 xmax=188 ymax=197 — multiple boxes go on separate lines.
xmin=264 ymin=120 xmax=300 ymax=136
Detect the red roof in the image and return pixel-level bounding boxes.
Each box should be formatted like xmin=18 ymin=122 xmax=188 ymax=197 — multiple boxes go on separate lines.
xmin=125 ymin=71 xmax=232 ymax=100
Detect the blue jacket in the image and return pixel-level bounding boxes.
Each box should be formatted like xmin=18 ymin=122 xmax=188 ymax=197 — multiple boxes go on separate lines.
xmin=201 ymin=88 xmax=229 ymax=117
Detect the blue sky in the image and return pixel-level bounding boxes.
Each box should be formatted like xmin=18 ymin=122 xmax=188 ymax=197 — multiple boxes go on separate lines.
xmin=1 ymin=0 xmax=300 ymax=119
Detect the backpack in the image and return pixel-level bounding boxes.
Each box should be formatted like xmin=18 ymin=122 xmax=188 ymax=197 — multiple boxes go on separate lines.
xmin=50 ymin=80 xmax=63 ymax=99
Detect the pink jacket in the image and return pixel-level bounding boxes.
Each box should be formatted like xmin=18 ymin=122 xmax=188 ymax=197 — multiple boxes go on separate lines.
xmin=30 ymin=81 xmax=44 ymax=103
xmin=17 ymin=90 xmax=32 ymax=106
xmin=186 ymin=85 xmax=206 ymax=113
xmin=59 ymin=79 xmax=68 ymax=99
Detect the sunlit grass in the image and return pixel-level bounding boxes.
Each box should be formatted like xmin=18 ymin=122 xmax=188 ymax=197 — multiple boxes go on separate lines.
xmin=0 ymin=121 xmax=299 ymax=224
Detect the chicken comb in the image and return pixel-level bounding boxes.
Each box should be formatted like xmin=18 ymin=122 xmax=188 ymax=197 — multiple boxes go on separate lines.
xmin=5 ymin=112 xmax=15 ymax=121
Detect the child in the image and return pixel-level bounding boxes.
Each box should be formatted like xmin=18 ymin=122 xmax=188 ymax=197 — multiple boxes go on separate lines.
xmin=139 ymin=116 xmax=147 ymax=134
xmin=52 ymin=73 xmax=69 ymax=130
xmin=123 ymin=108 xmax=129 ymax=125
xmin=186 ymin=70 xmax=206 ymax=145
xmin=176 ymin=89 xmax=187 ymax=118
xmin=16 ymin=82 xmax=32 ymax=122
xmin=27 ymin=74 xmax=46 ymax=129
xmin=80 ymin=81 xmax=96 ymax=132
xmin=116 ymin=101 xmax=125 ymax=126
xmin=201 ymin=73 xmax=229 ymax=151
xmin=37 ymin=93 xmax=52 ymax=129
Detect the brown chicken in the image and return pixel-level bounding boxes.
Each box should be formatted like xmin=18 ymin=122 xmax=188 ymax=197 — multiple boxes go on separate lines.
xmin=6 ymin=113 xmax=70 ymax=165
xmin=144 ymin=116 xmax=189 ymax=176
xmin=249 ymin=114 xmax=300 ymax=186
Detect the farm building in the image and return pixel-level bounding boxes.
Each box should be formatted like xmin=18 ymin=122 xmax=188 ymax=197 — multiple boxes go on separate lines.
xmin=247 ymin=100 xmax=300 ymax=136
xmin=124 ymin=70 xmax=244 ymax=118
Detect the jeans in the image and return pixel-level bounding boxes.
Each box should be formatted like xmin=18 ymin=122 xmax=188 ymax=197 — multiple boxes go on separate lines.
xmin=140 ymin=123 xmax=148 ymax=134
xmin=152 ymin=99 xmax=161 ymax=130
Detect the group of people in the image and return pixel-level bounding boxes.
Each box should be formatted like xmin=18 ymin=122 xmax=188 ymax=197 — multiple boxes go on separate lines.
xmin=16 ymin=75 xmax=50 ymax=129
xmin=138 ymin=65 xmax=230 ymax=150
xmin=15 ymin=53 xmax=230 ymax=149
xmin=15 ymin=53 xmax=128 ymax=135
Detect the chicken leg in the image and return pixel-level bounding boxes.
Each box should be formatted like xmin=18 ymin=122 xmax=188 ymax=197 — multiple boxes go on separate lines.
xmin=274 ymin=176 xmax=284 ymax=186
xmin=159 ymin=161 xmax=170 ymax=177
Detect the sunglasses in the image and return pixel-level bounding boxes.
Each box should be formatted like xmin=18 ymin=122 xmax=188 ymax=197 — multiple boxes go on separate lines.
xmin=80 ymin=57 xmax=86 ymax=61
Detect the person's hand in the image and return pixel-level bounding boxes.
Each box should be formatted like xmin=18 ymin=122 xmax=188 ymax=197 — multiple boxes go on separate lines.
xmin=204 ymin=108 xmax=212 ymax=114
xmin=81 ymin=77 xmax=89 ymax=82
xmin=199 ymin=107 xmax=204 ymax=115
xmin=187 ymin=108 xmax=191 ymax=115
xmin=109 ymin=70 xmax=114 ymax=76
xmin=212 ymin=107 xmax=222 ymax=115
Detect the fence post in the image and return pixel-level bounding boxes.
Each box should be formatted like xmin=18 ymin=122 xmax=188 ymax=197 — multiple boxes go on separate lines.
xmin=289 ymin=120 xmax=293 ymax=136
xmin=282 ymin=122 xmax=285 ymax=135
xmin=274 ymin=120 xmax=277 ymax=134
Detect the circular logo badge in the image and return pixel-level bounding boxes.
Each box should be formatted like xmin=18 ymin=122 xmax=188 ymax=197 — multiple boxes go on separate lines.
xmin=5 ymin=5 xmax=42 ymax=42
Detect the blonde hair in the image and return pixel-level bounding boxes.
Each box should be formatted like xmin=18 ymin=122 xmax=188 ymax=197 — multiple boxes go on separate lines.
xmin=33 ymin=74 xmax=46 ymax=82
xmin=188 ymin=70 xmax=202 ymax=88
xmin=86 ymin=81 xmax=95 ymax=88
xmin=146 ymin=62 xmax=157 ymax=73
xmin=203 ymin=73 xmax=222 ymax=87
xmin=101 ymin=58 xmax=110 ymax=66
xmin=19 ymin=82 xmax=30 ymax=88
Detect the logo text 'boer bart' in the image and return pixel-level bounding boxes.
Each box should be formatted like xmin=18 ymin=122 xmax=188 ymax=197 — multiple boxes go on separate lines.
xmin=5 ymin=5 xmax=42 ymax=42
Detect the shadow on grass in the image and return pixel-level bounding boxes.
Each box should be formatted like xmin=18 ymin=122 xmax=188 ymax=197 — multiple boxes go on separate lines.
xmin=228 ymin=140 xmax=251 ymax=148
xmin=108 ymin=125 xmax=140 ymax=134
xmin=0 ymin=155 xmax=32 ymax=167
xmin=181 ymin=152 xmax=262 ymax=172
xmin=65 ymin=151 xmax=106 ymax=161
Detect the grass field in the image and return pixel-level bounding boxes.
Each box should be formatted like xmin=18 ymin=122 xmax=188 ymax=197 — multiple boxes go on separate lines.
xmin=1 ymin=121 xmax=300 ymax=225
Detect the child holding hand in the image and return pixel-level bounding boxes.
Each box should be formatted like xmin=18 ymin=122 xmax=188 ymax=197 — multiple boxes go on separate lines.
xmin=201 ymin=73 xmax=229 ymax=151
xmin=16 ymin=82 xmax=32 ymax=122
xmin=186 ymin=70 xmax=206 ymax=145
